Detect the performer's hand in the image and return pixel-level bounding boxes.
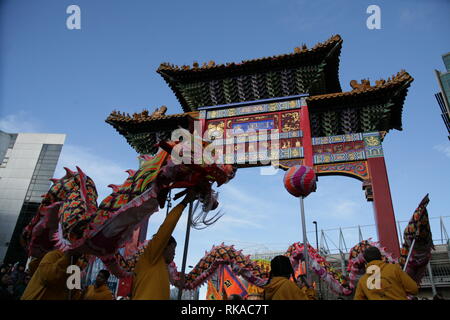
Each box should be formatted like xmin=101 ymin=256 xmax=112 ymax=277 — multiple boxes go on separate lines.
xmin=174 ymin=277 xmax=186 ymax=289
xmin=181 ymin=188 xmax=198 ymax=206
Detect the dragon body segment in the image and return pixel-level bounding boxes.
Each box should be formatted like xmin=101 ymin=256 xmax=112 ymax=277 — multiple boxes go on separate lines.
xmin=22 ymin=146 xmax=236 ymax=278
xmin=120 ymin=242 xmax=353 ymax=295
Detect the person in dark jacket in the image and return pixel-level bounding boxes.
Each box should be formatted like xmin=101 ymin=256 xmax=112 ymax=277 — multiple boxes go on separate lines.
xmin=263 ymin=255 xmax=308 ymax=300
xmin=0 ymin=273 xmax=14 ymax=300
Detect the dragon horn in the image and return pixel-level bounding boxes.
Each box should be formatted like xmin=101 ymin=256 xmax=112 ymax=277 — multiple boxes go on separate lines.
xmin=50 ymin=178 xmax=59 ymax=184
xmin=75 ymin=166 xmax=86 ymax=177
xmin=108 ymin=184 xmax=120 ymax=192
xmin=138 ymin=154 xmax=153 ymax=162
xmin=64 ymin=167 xmax=75 ymax=176
xmin=125 ymin=169 xmax=136 ymax=176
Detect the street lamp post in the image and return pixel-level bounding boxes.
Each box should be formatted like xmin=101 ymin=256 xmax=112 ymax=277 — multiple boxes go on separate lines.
xmin=312 ymin=221 xmax=319 ymax=251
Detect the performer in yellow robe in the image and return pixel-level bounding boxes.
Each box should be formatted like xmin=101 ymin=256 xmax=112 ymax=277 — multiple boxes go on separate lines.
xmin=263 ymin=255 xmax=308 ymax=300
xmin=354 ymin=246 xmax=418 ymax=300
xmin=302 ymin=286 xmax=316 ymax=300
xmin=21 ymin=249 xmax=79 ymax=300
xmin=132 ymin=190 xmax=197 ymax=300
xmin=82 ymin=270 xmax=114 ymax=300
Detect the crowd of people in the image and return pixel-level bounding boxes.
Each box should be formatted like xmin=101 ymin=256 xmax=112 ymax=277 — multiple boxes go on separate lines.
xmin=0 ymin=262 xmax=31 ymax=300
xmin=1 ymin=260 xmax=115 ymax=300
xmin=0 ymin=188 xmax=446 ymax=301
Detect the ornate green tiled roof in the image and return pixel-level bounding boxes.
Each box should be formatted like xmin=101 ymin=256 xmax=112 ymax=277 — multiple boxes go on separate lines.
xmin=157 ymin=35 xmax=343 ymax=112
xmin=307 ymin=70 xmax=414 ymax=136
xmin=105 ymin=108 xmax=198 ymax=154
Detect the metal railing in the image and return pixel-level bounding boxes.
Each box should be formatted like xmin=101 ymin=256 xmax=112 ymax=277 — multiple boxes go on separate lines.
xmin=240 ymin=216 xmax=449 ymax=257
xmin=420 ymin=260 xmax=450 ymax=288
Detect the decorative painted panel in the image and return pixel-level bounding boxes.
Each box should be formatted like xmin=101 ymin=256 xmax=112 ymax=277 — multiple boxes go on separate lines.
xmin=363 ymin=132 xmax=384 ymax=158
xmin=201 ymin=98 xmax=305 ymax=119
xmin=315 ymin=161 xmax=370 ymax=181
xmin=202 ymin=98 xmax=307 ymax=166
xmin=312 ymin=133 xmax=363 ymax=145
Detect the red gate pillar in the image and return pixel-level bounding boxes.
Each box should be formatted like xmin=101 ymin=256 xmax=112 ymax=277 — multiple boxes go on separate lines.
xmin=300 ymin=102 xmax=314 ymax=167
xmin=364 ymin=132 xmax=400 ymax=258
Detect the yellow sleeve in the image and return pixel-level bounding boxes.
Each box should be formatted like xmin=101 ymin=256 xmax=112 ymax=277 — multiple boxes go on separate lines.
xmin=39 ymin=251 xmax=71 ymax=286
xmin=305 ymin=287 xmax=316 ymax=300
xmin=99 ymin=290 xmax=114 ymax=300
xmin=354 ymin=278 xmax=368 ymax=300
xmin=396 ymin=265 xmax=418 ymax=295
xmin=278 ymin=282 xmax=308 ymax=300
xmin=142 ymin=202 xmax=186 ymax=265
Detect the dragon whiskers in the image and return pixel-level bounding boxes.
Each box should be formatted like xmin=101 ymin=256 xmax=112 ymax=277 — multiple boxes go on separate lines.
xmin=190 ymin=198 xmax=224 ymax=230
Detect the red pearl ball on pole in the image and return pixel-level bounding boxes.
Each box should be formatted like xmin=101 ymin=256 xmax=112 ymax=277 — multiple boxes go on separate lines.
xmin=283 ymin=165 xmax=317 ymax=198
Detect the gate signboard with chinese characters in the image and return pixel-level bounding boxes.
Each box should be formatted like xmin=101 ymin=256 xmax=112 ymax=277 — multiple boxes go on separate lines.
xmin=198 ymin=96 xmax=312 ymax=167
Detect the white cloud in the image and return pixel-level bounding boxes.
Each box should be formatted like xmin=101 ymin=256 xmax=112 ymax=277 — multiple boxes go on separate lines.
xmin=210 ymin=214 xmax=263 ymax=230
xmin=221 ymin=184 xmax=256 ymax=204
xmin=434 ymin=144 xmax=450 ymax=159
xmin=220 ymin=184 xmax=272 ymax=218
xmin=0 ymin=111 xmax=41 ymax=133
xmin=54 ymin=144 xmax=131 ymax=200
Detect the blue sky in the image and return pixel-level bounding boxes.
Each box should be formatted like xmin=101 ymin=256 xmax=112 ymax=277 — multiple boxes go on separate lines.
xmin=1 ymin=0 xmax=449 ymax=298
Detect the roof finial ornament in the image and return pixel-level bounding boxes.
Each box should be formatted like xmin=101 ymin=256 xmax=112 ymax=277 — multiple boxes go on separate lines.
xmin=150 ymin=105 xmax=168 ymax=118
xmin=350 ymin=79 xmax=371 ymax=91
xmin=375 ymin=79 xmax=386 ymax=87
xmin=294 ymin=44 xmax=308 ymax=53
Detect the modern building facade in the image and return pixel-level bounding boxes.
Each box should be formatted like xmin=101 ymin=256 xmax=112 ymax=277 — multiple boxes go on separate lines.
xmin=0 ymin=131 xmax=65 ymax=263
xmin=435 ymin=52 xmax=450 ymax=140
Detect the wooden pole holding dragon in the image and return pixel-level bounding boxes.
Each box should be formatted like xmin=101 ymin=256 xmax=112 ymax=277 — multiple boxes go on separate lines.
xmin=177 ymin=200 xmax=194 ymax=300
xmin=283 ymin=165 xmax=317 ymax=284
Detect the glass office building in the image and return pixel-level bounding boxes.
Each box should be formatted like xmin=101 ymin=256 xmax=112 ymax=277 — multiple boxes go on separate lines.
xmin=0 ymin=131 xmax=65 ymax=263
xmin=435 ymin=52 xmax=450 ymax=140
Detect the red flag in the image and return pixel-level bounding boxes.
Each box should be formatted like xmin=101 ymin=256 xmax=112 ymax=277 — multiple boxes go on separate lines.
xmin=220 ymin=265 xmax=248 ymax=298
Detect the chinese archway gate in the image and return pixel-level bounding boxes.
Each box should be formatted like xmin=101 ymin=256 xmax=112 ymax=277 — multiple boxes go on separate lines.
xmin=106 ymin=35 xmax=413 ymax=294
